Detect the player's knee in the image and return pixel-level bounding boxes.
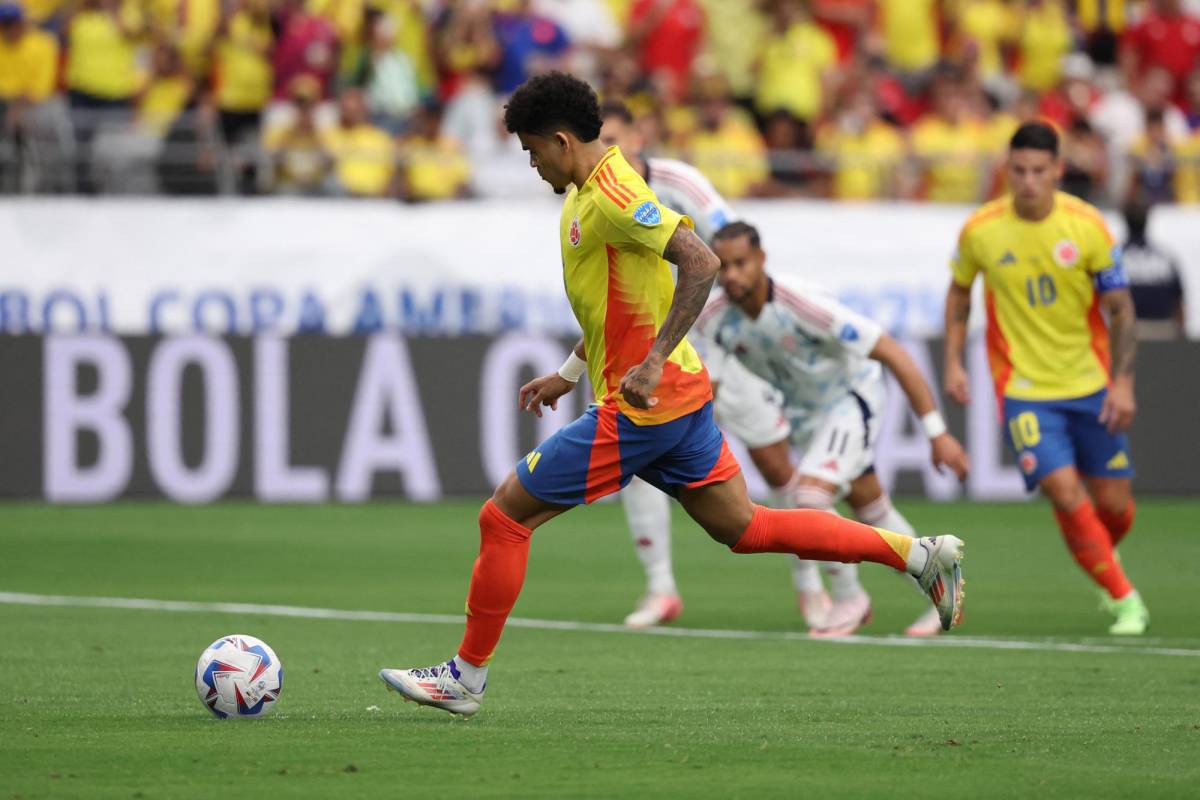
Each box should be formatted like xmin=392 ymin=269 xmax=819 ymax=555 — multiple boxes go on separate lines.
xmin=1040 ymin=470 xmax=1087 ymax=512
xmin=794 ymin=478 xmax=836 ymax=511
xmin=700 ymin=506 xmax=754 ymax=547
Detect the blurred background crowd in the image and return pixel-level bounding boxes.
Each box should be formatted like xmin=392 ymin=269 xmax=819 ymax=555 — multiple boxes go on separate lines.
xmin=1 ymin=0 xmax=1199 ymax=205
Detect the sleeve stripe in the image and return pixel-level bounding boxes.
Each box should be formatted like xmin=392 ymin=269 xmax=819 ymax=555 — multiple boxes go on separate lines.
xmin=603 ymin=164 xmax=636 ymax=203
xmin=593 ymin=170 xmax=630 ymax=209
xmin=653 ymin=163 xmax=716 ymax=206
xmin=694 ymin=296 xmax=729 ymax=331
xmin=653 ymin=171 xmax=708 ymax=209
xmin=774 ymin=285 xmax=835 ymax=328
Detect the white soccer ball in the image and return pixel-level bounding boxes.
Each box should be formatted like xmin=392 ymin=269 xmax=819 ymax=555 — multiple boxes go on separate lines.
xmin=195 ymin=634 xmax=283 ymax=719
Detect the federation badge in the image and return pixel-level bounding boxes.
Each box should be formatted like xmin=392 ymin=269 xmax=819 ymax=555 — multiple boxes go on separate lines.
xmin=633 ymin=201 xmax=661 ymax=226
xmin=569 ymin=216 xmax=581 ymax=247
xmin=1019 ymin=451 xmax=1038 ymax=475
xmin=1053 ymin=239 xmax=1079 ymax=268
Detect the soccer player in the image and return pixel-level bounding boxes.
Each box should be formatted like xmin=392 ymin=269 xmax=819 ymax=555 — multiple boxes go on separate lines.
xmin=379 ymin=73 xmax=965 ymax=717
xmin=599 ymin=101 xmax=926 ymax=634
xmin=944 ymin=120 xmax=1148 ymax=635
xmin=597 ymin=102 xmax=816 ymax=631
xmin=694 ymin=222 xmax=971 ymax=638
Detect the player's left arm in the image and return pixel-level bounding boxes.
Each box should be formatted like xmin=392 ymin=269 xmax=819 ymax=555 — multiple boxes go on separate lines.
xmin=1099 ymin=287 xmax=1137 ymax=433
xmin=870 ymin=335 xmax=970 ymax=480
xmin=1090 ymin=224 xmax=1137 ymax=433
xmin=619 ymin=224 xmax=720 ymax=409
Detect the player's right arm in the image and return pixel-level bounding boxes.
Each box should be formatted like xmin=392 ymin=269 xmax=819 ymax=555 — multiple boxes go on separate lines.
xmin=944 ymin=224 xmax=981 ymax=405
xmin=519 ymin=338 xmax=584 ymax=418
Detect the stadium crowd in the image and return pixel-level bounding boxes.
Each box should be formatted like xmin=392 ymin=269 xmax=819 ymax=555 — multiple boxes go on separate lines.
xmin=1 ymin=0 xmax=1199 ymax=203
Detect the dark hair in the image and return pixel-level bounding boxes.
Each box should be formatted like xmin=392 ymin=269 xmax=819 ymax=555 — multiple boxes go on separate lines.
xmin=713 ymin=221 xmax=762 ymax=249
xmin=1009 ymin=121 xmax=1059 ymax=156
xmin=504 ymin=71 xmax=602 ymax=141
xmin=599 ymin=100 xmax=634 ymax=125
xmin=1144 ymin=107 xmax=1166 ymax=126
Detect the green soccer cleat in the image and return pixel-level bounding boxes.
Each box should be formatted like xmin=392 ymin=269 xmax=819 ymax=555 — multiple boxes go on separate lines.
xmin=1108 ymin=591 xmax=1149 ymax=636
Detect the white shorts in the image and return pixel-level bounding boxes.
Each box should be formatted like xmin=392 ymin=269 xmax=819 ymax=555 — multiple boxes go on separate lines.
xmin=792 ymin=381 xmax=885 ymax=491
xmin=712 ymin=357 xmax=791 ymax=449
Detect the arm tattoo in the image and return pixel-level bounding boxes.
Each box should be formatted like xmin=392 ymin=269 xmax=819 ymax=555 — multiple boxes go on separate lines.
xmin=1106 ymin=290 xmax=1137 ymax=378
xmin=648 ymin=225 xmax=720 ymax=364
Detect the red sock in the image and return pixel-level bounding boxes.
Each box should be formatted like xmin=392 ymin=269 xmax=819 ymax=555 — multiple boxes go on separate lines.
xmin=457 ymin=499 xmax=533 ymax=666
xmin=1097 ymin=501 xmax=1135 ymax=548
xmin=731 ymin=505 xmax=908 ymax=572
xmin=1053 ymin=500 xmax=1133 ymax=600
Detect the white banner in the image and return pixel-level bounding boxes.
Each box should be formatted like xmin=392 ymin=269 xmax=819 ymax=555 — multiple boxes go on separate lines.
xmin=2 ymin=198 xmax=1198 ymax=337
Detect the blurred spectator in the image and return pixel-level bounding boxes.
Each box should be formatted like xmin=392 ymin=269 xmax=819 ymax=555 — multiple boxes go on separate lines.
xmin=272 ymin=0 xmax=339 ymax=99
xmin=65 ymin=0 xmax=146 ymax=193
xmin=1176 ymin=124 xmax=1200 ymax=202
xmin=628 ymin=0 xmax=705 ymax=102
xmin=346 ymin=9 xmax=421 ymax=134
xmin=813 ymin=0 xmax=871 ymax=64
xmin=21 ymin=0 xmax=65 ymax=28
xmin=873 ymin=0 xmax=941 ymax=82
xmin=0 ymin=2 xmax=71 ymax=192
xmin=533 ymin=0 xmax=621 ymax=82
xmin=1184 ymin=68 xmax=1200 ymax=130
xmin=759 ymin=109 xmax=814 ymax=195
xmin=815 ymin=89 xmax=904 ymax=200
xmin=492 ymin=0 xmax=570 ymax=94
xmin=150 ymin=0 xmax=220 ymax=78
xmin=685 ymin=78 xmax=769 ymax=198
xmin=1120 ymin=0 xmax=1200 ymax=105
xmin=1038 ymin=53 xmax=1102 ymax=129
xmin=398 ymin=101 xmax=470 ymax=201
xmin=695 ymin=0 xmax=767 ymax=101
xmin=910 ymin=73 xmax=987 ymax=203
xmin=213 ymin=0 xmax=274 ymax=193
xmin=948 ymin=0 xmax=1014 ymax=91
xmin=137 ymin=43 xmax=194 ymax=138
xmin=387 ymin=0 xmax=437 ymax=98
xmin=1014 ymin=0 xmax=1073 ymax=93
xmin=1126 ymin=107 xmax=1178 ymax=203
xmin=433 ymin=0 xmax=501 ymax=100
xmin=754 ymin=0 xmax=838 ymax=124
xmin=263 ymin=75 xmax=331 ymax=194
xmin=1120 ymin=198 xmax=1186 ymax=339
xmin=320 ymin=87 xmax=397 ymax=197
xmin=1060 ymin=117 xmax=1109 ymax=202
xmin=1091 ymin=65 xmax=1189 ymax=199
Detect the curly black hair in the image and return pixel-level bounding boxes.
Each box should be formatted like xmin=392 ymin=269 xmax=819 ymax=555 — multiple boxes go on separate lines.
xmin=503 ymin=71 xmax=602 ymax=142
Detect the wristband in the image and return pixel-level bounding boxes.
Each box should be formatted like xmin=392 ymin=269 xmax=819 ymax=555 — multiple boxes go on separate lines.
xmin=557 ymin=351 xmax=586 ymax=383
xmin=921 ymin=410 xmax=948 ymax=440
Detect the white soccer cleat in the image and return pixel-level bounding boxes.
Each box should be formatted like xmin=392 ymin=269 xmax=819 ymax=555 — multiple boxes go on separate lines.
xmin=623 ymin=593 xmax=684 ymax=629
xmin=379 ymin=662 xmax=483 ymax=717
xmin=911 ymin=536 xmax=965 ymax=631
xmin=811 ymin=590 xmax=871 ymax=637
xmin=904 ymin=605 xmax=944 ymax=637
xmin=796 ymin=589 xmax=832 ymax=631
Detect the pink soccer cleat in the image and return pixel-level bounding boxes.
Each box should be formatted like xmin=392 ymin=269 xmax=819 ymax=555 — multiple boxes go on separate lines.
xmin=623 ymin=593 xmax=684 ymax=629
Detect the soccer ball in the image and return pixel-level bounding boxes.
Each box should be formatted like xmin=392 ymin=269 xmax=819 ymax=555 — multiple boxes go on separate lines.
xmin=195 ymin=634 xmax=283 ymax=719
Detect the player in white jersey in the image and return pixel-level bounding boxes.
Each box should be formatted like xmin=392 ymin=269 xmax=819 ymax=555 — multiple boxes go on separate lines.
xmin=694 ymin=222 xmax=972 ymax=636
xmin=599 ymin=103 xmax=879 ymax=633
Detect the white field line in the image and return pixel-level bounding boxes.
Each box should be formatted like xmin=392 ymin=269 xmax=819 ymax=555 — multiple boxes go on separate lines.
xmin=2 ymin=591 xmax=1198 ymax=658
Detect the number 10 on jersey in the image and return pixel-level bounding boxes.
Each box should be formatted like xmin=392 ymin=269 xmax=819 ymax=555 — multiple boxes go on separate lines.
xmin=1026 ymin=274 xmax=1057 ymax=307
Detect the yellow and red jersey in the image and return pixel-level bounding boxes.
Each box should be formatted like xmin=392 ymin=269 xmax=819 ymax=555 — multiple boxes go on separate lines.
xmin=560 ymin=146 xmax=712 ymax=425
xmin=951 ymin=192 xmax=1127 ymax=406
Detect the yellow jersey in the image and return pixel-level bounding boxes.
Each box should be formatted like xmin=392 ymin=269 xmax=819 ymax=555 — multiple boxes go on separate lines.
xmin=560 ymin=147 xmax=712 ymax=425
xmin=951 ymin=192 xmax=1126 ymax=405
xmin=0 ymin=28 xmax=59 ymax=103
xmin=66 ymin=4 xmax=144 ymax=99
xmin=321 ymin=123 xmax=396 ymax=197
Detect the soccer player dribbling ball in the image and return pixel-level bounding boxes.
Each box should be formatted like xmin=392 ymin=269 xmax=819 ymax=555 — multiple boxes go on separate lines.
xmin=379 ymin=73 xmax=967 ymax=717
xmin=943 ymin=121 xmax=1148 ymax=635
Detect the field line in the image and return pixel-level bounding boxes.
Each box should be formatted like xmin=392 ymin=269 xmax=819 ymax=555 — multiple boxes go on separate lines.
xmin=2 ymin=591 xmax=1197 ymax=658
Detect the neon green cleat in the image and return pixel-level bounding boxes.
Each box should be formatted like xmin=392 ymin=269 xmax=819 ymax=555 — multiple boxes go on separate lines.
xmin=1108 ymin=590 xmax=1149 ymax=636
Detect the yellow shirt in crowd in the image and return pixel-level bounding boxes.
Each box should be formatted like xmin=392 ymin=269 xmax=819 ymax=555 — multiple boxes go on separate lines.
xmin=1174 ymin=134 xmax=1200 ymax=204
xmin=755 ymin=20 xmax=837 ymax=122
xmin=1017 ymin=0 xmax=1072 ymax=92
xmin=66 ymin=3 xmax=145 ymax=99
xmin=214 ymin=11 xmax=274 ymax=113
xmin=148 ymin=0 xmax=221 ymax=76
xmin=0 ymin=26 xmax=59 ymax=102
xmin=321 ymin=124 xmax=397 ymax=197
xmin=402 ymin=137 xmax=471 ymax=201
xmin=688 ymin=111 xmax=769 ymax=199
xmin=697 ymin=0 xmax=767 ymax=99
xmin=878 ymin=0 xmax=940 ymax=72
xmin=911 ymin=115 xmax=988 ymax=203
xmin=816 ymin=121 xmax=905 ymax=200
xmin=954 ymin=0 xmax=1014 ymax=80
xmin=138 ymin=74 xmax=192 ymax=136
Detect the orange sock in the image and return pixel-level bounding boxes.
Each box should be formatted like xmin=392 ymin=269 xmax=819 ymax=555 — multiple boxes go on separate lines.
xmin=457 ymin=499 xmax=533 ymax=667
xmin=731 ymin=505 xmax=909 ymax=572
xmin=1097 ymin=501 xmax=1135 ymax=548
xmin=1053 ymin=500 xmax=1133 ymax=600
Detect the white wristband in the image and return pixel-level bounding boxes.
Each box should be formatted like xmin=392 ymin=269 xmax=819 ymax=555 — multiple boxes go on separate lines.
xmin=557 ymin=351 xmax=587 ymax=383
xmin=921 ymin=410 xmax=948 ymax=440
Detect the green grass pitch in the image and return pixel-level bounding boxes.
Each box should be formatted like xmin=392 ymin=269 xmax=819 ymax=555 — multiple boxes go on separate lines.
xmin=2 ymin=499 xmax=1199 ymax=799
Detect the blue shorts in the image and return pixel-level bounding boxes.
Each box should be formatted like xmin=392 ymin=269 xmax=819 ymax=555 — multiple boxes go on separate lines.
xmin=1003 ymin=389 xmax=1135 ymax=492
xmin=516 ymin=401 xmax=741 ymax=506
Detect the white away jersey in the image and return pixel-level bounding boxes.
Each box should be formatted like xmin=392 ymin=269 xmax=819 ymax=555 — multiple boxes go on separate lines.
xmin=693 ymin=275 xmax=884 ymax=437
xmin=647 ymin=157 xmax=736 ymax=243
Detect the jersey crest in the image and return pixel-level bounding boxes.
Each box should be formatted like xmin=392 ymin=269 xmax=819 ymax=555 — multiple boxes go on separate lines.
xmin=1053 ymin=239 xmax=1079 ymax=268
xmin=633 ymin=201 xmax=662 ymax=226
xmin=568 ymin=216 xmax=581 ymax=247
